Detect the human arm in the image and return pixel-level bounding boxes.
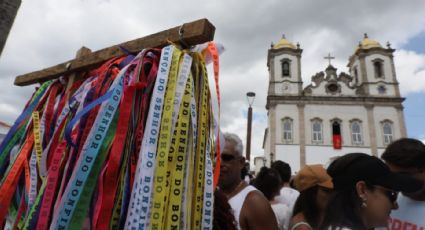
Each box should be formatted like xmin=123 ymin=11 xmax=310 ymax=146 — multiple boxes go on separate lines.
xmin=239 ymin=191 xmax=278 ymax=230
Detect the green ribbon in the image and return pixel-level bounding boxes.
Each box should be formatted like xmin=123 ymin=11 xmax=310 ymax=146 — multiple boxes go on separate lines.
xmin=68 ymin=111 xmax=119 ymax=229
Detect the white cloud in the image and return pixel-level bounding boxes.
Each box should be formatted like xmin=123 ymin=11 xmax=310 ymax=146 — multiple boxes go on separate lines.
xmin=394 ymin=50 xmax=425 ymax=95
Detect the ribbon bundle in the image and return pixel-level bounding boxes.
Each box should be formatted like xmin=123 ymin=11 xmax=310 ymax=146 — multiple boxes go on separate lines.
xmin=0 ymin=43 xmax=221 ymax=230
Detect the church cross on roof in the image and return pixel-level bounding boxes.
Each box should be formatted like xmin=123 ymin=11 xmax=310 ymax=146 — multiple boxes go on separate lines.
xmin=324 ymin=52 xmax=335 ymax=65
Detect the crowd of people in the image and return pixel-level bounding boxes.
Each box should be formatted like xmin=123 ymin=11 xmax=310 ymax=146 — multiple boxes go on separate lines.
xmin=214 ymin=133 xmax=425 ymax=230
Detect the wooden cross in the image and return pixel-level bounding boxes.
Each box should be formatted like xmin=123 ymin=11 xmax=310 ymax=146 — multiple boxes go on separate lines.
xmin=324 ymin=52 xmax=335 ymax=65
xmin=14 ymin=18 xmax=215 ymax=86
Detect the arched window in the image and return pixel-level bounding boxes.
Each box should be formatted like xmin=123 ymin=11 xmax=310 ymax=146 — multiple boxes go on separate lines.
xmin=382 ymin=120 xmax=393 ymax=145
xmin=373 ymin=60 xmax=384 ymax=78
xmin=350 ymin=120 xmax=363 ymax=145
xmin=311 ymin=119 xmax=323 ymax=144
xmin=282 ymin=118 xmax=293 ymax=143
xmin=281 ymin=59 xmax=291 ymax=77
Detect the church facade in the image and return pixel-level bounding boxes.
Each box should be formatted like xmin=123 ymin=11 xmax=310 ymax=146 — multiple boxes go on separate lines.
xmin=262 ymin=34 xmax=407 ymax=172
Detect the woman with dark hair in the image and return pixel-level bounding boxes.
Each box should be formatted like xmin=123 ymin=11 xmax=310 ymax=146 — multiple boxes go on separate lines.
xmin=213 ymin=189 xmax=238 ymax=230
xmin=289 ymin=165 xmax=333 ymax=230
xmin=253 ymin=167 xmax=290 ymax=230
xmin=320 ymin=153 xmax=423 ymax=230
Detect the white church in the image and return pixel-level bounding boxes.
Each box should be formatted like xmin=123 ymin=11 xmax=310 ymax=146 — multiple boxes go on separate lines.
xmin=258 ymin=34 xmax=407 ymax=172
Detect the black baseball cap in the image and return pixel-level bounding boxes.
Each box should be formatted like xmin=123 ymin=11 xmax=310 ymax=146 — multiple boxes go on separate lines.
xmin=330 ymin=153 xmax=423 ymax=193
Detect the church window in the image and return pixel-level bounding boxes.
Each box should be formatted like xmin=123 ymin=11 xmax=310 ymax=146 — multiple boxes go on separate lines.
xmin=282 ymin=118 xmax=293 ymax=143
xmin=331 ymin=119 xmax=342 ymax=149
xmin=326 ymin=83 xmax=340 ymax=94
xmin=281 ymin=59 xmax=291 ymax=77
xmin=373 ymin=60 xmax=384 ymax=78
xmin=350 ymin=120 xmax=363 ymax=145
xmin=311 ymin=119 xmax=323 ymax=144
xmin=382 ymin=120 xmax=393 ymax=145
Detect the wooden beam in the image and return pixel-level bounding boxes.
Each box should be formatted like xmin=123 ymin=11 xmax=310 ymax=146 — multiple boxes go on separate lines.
xmin=14 ymin=18 xmax=215 ymax=86
xmin=65 ymin=46 xmax=92 ymax=92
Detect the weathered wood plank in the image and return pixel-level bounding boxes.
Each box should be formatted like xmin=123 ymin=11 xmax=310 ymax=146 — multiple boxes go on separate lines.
xmin=14 ymin=18 xmax=215 ymax=86
xmin=65 ymin=46 xmax=92 ymax=92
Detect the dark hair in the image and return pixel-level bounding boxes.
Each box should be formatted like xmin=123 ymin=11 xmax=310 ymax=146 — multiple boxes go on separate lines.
xmin=213 ymin=189 xmax=238 ymax=230
xmin=241 ymin=162 xmax=252 ymax=180
xmin=271 ymin=160 xmax=291 ymax=183
xmin=320 ymin=153 xmax=376 ymax=230
xmin=381 ymin=138 xmax=425 ymax=170
xmin=292 ymin=186 xmax=320 ymax=228
xmin=253 ymin=167 xmax=282 ymax=200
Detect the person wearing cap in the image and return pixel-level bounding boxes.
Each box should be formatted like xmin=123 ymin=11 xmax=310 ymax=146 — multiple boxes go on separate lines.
xmin=320 ymin=153 xmax=423 ymax=230
xmin=380 ymin=138 xmax=425 ymax=230
xmin=219 ymin=133 xmax=278 ymax=230
xmin=288 ymin=164 xmax=333 ymax=230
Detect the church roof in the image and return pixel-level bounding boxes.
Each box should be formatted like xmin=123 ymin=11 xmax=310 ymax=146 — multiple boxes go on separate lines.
xmin=356 ymin=33 xmax=382 ymax=51
xmin=272 ymin=35 xmax=297 ymax=49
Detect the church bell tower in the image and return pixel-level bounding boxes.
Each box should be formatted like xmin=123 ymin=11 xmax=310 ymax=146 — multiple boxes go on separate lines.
xmin=267 ymin=35 xmax=303 ymax=96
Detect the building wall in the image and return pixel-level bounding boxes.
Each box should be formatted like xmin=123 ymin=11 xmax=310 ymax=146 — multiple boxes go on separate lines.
xmin=373 ymin=106 xmax=401 ymax=148
xmin=364 ymin=54 xmax=393 ymax=83
xmin=350 ymin=59 xmax=362 ymax=85
xmin=273 ymin=54 xmax=300 ymax=95
xmin=275 ymin=144 xmax=300 ymax=170
xmin=274 ymin=104 xmax=299 ymax=144
xmin=270 ymin=102 xmax=400 ymax=170
xmin=304 ymin=104 xmax=370 ymax=146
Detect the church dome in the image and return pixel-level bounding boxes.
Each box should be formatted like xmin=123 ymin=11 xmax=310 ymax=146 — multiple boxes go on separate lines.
xmin=273 ymin=35 xmax=297 ymax=49
xmin=357 ymin=33 xmax=382 ymax=50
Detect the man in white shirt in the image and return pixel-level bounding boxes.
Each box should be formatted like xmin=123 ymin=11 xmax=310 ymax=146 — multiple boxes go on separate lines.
xmin=271 ymin=160 xmax=300 ymax=214
xmin=219 ymin=133 xmax=278 ymax=230
xmin=381 ymin=138 xmax=425 ymax=230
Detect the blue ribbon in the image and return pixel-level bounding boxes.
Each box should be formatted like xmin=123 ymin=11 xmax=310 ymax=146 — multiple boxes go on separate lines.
xmin=64 ymin=89 xmax=113 ymax=148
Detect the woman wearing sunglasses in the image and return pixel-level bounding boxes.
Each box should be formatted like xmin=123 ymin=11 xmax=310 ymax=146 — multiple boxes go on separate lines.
xmin=320 ymin=153 xmax=423 ymax=230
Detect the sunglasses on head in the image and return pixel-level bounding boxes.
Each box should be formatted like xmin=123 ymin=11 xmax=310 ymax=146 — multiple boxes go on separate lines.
xmin=221 ymin=154 xmax=239 ymax=162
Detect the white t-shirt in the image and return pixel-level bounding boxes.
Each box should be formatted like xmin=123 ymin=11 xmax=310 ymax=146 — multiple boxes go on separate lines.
xmin=276 ymin=187 xmax=300 ymax=213
xmin=385 ymin=194 xmax=425 ymax=230
xmin=271 ymin=203 xmax=290 ymax=230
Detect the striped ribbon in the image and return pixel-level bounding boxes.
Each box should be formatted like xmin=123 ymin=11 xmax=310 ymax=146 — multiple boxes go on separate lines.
xmin=0 ymin=43 xmax=221 ymax=230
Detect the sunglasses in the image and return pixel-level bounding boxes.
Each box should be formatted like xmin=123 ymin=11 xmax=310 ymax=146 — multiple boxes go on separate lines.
xmin=221 ymin=154 xmax=239 ymax=162
xmin=376 ymin=186 xmax=399 ymax=203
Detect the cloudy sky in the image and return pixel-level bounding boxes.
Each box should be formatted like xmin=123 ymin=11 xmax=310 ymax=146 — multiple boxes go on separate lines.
xmin=1 ymin=0 xmax=425 ymax=162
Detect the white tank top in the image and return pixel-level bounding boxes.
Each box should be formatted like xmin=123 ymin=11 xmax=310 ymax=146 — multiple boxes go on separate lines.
xmin=228 ymin=185 xmax=257 ymax=230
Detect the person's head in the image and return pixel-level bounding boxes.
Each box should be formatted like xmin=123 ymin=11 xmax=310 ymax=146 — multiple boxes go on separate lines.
xmin=292 ymin=164 xmax=333 ymax=228
xmin=381 ymin=138 xmax=425 ymax=200
xmin=321 ymin=153 xmax=423 ymax=230
xmin=219 ymin=133 xmax=245 ymax=190
xmin=253 ymin=167 xmax=282 ymax=201
xmin=241 ymin=162 xmax=251 ymax=179
xmin=271 ymin=160 xmax=292 ymax=185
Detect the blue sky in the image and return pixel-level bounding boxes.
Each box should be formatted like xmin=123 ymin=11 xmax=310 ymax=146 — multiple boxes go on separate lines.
xmin=401 ymin=33 xmax=425 ymax=141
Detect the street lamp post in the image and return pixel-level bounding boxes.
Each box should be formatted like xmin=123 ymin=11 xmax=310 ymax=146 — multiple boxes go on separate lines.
xmin=246 ymin=92 xmax=256 ymax=162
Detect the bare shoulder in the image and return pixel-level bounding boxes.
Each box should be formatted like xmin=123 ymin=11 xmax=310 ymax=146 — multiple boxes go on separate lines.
xmin=245 ymin=190 xmax=269 ymax=205
xmin=240 ymin=190 xmax=278 ymax=230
